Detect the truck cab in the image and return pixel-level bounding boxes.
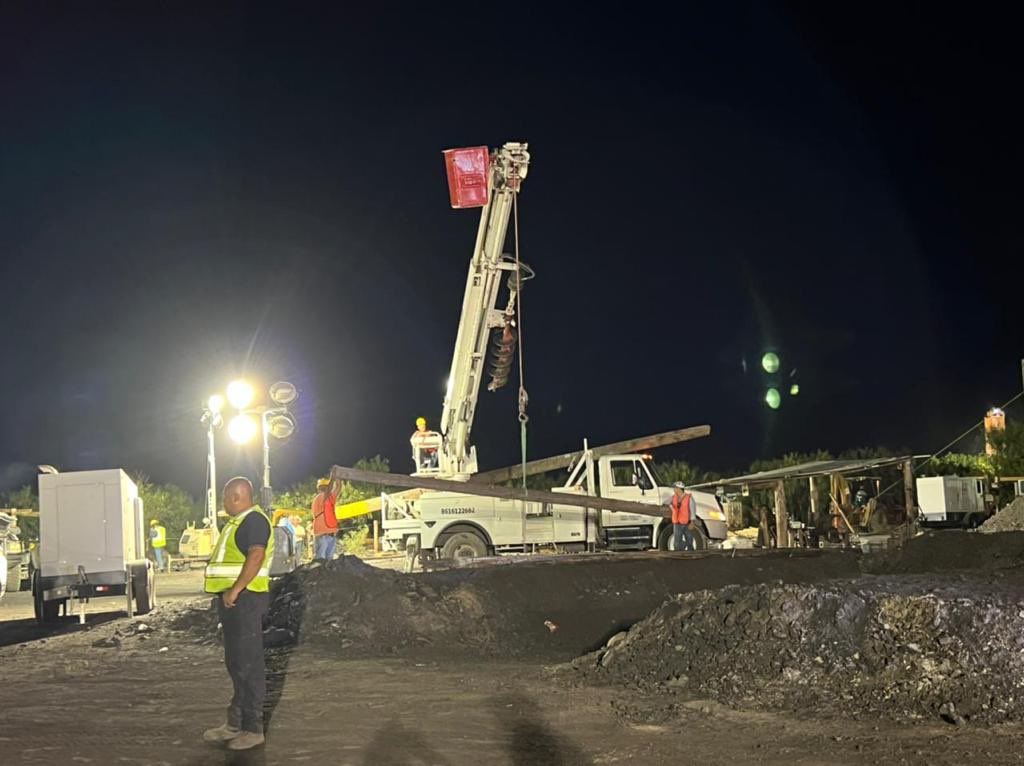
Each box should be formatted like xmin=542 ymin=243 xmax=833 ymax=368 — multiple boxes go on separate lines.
xmin=554 ymin=453 xmax=728 ymax=550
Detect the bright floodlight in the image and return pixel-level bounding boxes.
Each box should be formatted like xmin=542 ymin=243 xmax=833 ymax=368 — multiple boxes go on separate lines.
xmin=227 ymin=380 xmax=255 ymax=410
xmin=765 ymin=388 xmax=781 ymax=409
xmin=228 ymin=414 xmax=258 ymax=444
xmin=790 ymin=384 xmax=800 ymax=396
xmin=761 ymin=352 xmax=780 ymax=374
xmin=207 ymin=394 xmax=225 ymax=414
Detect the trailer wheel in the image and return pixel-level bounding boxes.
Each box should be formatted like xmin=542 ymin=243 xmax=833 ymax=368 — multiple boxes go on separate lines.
xmin=133 ymin=566 xmax=156 ymax=615
xmin=32 ymin=571 xmax=60 ymax=624
xmin=690 ymin=523 xmax=709 ymax=551
xmin=657 ymin=524 xmax=672 ymax=551
xmin=439 ymin=531 xmax=487 ymax=560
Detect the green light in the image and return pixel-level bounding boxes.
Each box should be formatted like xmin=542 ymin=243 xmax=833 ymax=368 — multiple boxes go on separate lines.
xmin=761 ymin=352 xmax=780 ymax=373
xmin=790 ymin=384 xmax=800 ymax=396
xmin=765 ymin=388 xmax=781 ymax=409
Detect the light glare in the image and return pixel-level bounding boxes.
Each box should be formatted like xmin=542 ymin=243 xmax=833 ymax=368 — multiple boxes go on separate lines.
xmin=227 ymin=380 xmax=255 ymax=410
xmin=228 ymin=414 xmax=258 ymax=444
xmin=207 ymin=394 xmax=225 ymax=414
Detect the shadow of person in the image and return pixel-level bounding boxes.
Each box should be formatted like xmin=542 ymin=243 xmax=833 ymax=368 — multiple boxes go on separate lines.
xmin=261 ymin=566 xmax=309 ymax=732
xmin=492 ymin=693 xmax=590 ymax=766
xmin=361 ymin=719 xmax=453 ymax=765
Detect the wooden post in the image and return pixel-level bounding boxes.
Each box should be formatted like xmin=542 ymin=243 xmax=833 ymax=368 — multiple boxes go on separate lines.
xmin=902 ymin=461 xmax=916 ymax=523
xmin=808 ymin=476 xmax=819 ymax=529
xmin=372 ymin=519 xmax=380 ymax=553
xmin=774 ymin=480 xmax=789 ymax=548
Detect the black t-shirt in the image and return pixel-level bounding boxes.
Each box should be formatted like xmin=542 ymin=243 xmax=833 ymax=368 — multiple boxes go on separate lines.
xmin=234 ymin=510 xmax=271 ymax=555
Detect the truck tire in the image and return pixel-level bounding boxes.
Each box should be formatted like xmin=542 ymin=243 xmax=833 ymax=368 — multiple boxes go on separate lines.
xmin=439 ymin=531 xmax=487 ymax=560
xmin=133 ymin=566 xmax=156 ymax=615
xmin=690 ymin=522 xmax=709 ymax=551
xmin=658 ymin=523 xmax=708 ymax=551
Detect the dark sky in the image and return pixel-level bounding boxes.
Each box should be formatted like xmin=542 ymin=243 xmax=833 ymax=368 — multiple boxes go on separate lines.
xmin=1 ymin=3 xmax=1021 ymax=496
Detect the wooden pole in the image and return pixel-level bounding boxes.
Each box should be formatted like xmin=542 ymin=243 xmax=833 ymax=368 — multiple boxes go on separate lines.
xmin=329 ymin=465 xmax=671 ymax=520
xmin=774 ymin=480 xmax=789 ymax=548
xmin=474 ymin=425 xmax=711 ymax=484
xmin=372 ymin=519 xmax=380 ymax=553
xmin=902 ymin=461 xmax=916 ymax=522
xmin=808 ymin=476 xmax=819 ymax=529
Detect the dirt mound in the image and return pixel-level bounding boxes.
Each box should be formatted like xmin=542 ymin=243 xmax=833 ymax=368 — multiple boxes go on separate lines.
xmin=569 ymin=576 xmax=1024 ymax=724
xmin=262 ymin=550 xmax=860 ymax=660
xmin=979 ymin=497 xmax=1024 ymax=533
xmin=864 ymin=530 xmax=1024 ymax=574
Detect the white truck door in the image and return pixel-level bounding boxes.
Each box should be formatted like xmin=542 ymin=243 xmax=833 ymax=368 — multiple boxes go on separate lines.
xmin=601 ymin=458 xmax=658 ymax=526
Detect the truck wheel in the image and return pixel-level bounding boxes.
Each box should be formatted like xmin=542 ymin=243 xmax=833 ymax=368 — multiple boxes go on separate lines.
xmin=690 ymin=523 xmax=709 ymax=551
xmin=657 ymin=525 xmax=672 ymax=551
xmin=439 ymin=532 xmax=487 ymax=560
xmin=133 ymin=566 xmax=156 ymax=615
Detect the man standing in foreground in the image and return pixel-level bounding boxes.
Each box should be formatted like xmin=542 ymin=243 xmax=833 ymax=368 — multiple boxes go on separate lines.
xmin=670 ymin=481 xmax=696 ymax=552
xmin=202 ymin=477 xmax=274 ymax=751
xmin=311 ymin=477 xmax=339 ymax=561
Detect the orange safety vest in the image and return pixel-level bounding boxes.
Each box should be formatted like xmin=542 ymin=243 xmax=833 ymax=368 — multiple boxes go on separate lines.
xmin=671 ymin=494 xmax=694 ymax=525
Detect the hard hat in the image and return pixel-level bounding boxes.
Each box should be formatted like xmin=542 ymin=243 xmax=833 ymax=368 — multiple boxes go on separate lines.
xmin=150 ymin=519 xmax=159 ymax=525
xmin=416 ymin=417 xmax=427 ymax=427
xmin=317 ymin=478 xmax=330 ymax=488
xmin=673 ymin=482 xmax=686 ymax=489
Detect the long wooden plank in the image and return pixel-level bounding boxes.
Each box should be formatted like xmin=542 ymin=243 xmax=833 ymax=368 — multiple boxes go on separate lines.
xmin=473 ymin=425 xmax=711 ymax=484
xmin=329 ymin=465 xmax=671 ymax=519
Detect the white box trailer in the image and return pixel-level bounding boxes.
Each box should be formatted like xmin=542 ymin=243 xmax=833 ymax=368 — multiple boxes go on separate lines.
xmin=916 ymin=475 xmax=992 ymax=527
xmin=34 ymin=469 xmax=154 ymax=623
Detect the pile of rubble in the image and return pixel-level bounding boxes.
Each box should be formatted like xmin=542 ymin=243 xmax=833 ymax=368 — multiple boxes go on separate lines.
xmin=568 ymin=576 xmax=1024 ymax=724
xmin=979 ymin=497 xmax=1024 ymax=533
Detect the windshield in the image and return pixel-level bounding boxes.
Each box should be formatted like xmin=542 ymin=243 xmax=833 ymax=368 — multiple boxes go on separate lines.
xmin=645 ymin=460 xmax=665 ymax=487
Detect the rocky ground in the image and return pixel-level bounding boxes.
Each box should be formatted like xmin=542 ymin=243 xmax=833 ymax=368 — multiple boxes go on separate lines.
xmin=980 ymin=496 xmax=1024 ymax=533
xmin=2 ymin=537 xmax=1024 ymax=764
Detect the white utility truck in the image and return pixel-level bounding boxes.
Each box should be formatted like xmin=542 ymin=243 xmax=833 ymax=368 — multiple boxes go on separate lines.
xmin=381 ymin=142 xmax=727 ymax=559
xmin=916 ymin=475 xmax=993 ymax=528
xmin=33 ymin=469 xmax=154 ymax=623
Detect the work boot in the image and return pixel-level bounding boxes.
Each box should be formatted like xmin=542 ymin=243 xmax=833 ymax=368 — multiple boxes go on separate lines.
xmin=202 ymin=723 xmax=241 ymax=743
xmin=227 ymin=731 xmax=266 ymax=750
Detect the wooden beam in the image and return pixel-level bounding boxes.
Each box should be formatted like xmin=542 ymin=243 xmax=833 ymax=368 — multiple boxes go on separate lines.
xmin=774 ymin=480 xmax=790 ymax=548
xmin=329 ymin=465 xmax=671 ymax=520
xmin=474 ymin=425 xmax=711 ymax=484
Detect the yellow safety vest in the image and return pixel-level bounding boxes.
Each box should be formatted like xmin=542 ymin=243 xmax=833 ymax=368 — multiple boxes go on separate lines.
xmin=151 ymin=525 xmax=167 ymax=548
xmin=204 ymin=507 xmax=274 ymax=594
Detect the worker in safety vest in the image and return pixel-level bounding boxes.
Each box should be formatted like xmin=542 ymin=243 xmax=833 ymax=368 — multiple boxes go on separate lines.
xmin=149 ymin=519 xmax=168 ymax=572
xmin=670 ymin=482 xmax=696 ymax=552
xmin=312 ymin=477 xmax=340 ymax=561
xmin=410 ymin=416 xmax=440 ymax=470
xmin=202 ymin=477 xmax=274 ymax=751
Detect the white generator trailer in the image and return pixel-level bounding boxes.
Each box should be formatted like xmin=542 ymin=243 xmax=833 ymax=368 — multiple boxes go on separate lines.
xmin=33 ymin=469 xmax=155 ymax=624
xmin=915 ymin=475 xmax=993 ymax=528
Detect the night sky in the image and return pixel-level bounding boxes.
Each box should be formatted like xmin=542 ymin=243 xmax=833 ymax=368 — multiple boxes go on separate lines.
xmin=1 ymin=4 xmax=1021 ymax=497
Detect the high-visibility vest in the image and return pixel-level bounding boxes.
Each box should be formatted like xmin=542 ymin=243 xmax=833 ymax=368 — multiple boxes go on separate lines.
xmin=671 ymin=494 xmax=694 ymax=525
xmin=204 ymin=507 xmax=274 ymax=594
xmin=151 ymin=525 xmax=167 ymax=548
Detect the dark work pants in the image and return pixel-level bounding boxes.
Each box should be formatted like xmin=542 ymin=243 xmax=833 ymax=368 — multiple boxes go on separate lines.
xmin=673 ymin=523 xmax=695 ymax=552
xmin=216 ymin=590 xmax=269 ymax=734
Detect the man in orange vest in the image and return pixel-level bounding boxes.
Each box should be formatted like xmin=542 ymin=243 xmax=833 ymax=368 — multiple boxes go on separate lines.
xmin=670 ymin=482 xmax=696 ymax=551
xmin=311 ymin=478 xmax=339 ymax=561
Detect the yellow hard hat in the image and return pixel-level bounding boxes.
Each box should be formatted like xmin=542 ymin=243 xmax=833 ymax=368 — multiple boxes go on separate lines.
xmin=317 ymin=478 xmax=330 ymax=488
xmin=150 ymin=519 xmax=159 ymax=525
xmin=416 ymin=417 xmax=427 ymax=427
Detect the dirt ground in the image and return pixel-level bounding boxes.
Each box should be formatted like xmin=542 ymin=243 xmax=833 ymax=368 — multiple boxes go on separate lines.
xmin=1 ymin=543 xmax=1024 ymax=765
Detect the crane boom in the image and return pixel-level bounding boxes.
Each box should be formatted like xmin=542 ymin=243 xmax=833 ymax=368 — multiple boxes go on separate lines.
xmin=431 ymin=142 xmax=531 ymax=479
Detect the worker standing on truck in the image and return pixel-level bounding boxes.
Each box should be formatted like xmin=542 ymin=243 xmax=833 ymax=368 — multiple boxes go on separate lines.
xmin=670 ymin=482 xmax=696 ymax=552
xmin=311 ymin=477 xmax=339 ymax=561
xmin=202 ymin=476 xmax=274 ymax=751
xmin=410 ymin=416 xmax=440 ymax=470
xmin=149 ymin=519 xmax=168 ymax=572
